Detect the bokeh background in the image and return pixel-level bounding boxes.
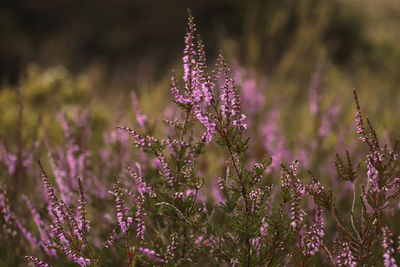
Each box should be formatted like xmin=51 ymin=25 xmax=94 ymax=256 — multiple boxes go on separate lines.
xmin=1 ymin=0 xmax=400 ymax=265
xmin=1 ymin=0 xmax=400 ymax=158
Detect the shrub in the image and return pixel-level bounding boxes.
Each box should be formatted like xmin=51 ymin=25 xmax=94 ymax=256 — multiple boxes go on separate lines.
xmin=0 ymin=11 xmax=399 ymax=267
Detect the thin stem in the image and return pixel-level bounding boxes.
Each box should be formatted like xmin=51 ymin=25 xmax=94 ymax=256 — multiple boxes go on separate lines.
xmin=321 ymin=242 xmax=336 ymax=267
xmin=350 ymin=183 xmax=361 ymax=241
xmin=225 ymin=139 xmax=251 ymax=266
xmin=330 ymin=208 xmax=359 ymax=244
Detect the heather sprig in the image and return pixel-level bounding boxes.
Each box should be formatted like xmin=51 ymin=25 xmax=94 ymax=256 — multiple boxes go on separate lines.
xmin=36 ymin=161 xmax=100 ymax=266
xmin=305 ymin=90 xmax=400 ymax=266
xmin=24 ymin=256 xmax=52 ymax=267
xmin=381 ymin=226 xmax=397 ymax=267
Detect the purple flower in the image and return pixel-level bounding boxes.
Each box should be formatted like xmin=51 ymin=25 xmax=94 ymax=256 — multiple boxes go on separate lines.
xmin=0 ymin=185 xmax=12 ymax=224
xmin=113 ymin=183 xmax=132 ymax=233
xmin=249 ymin=188 xmax=263 ymax=214
xmin=14 ymin=216 xmax=41 ymax=249
xmin=305 ymin=208 xmax=324 ymax=256
xmin=195 ymin=39 xmax=214 ymax=105
xmin=193 ymin=104 xmax=215 ymax=143
xmin=135 ymin=196 xmax=147 ymax=240
xmin=24 ymin=256 xmax=52 ymax=267
xmin=127 ymin=166 xmax=156 ymax=197
xmin=182 ymin=14 xmax=197 ymax=86
xmin=137 ymin=247 xmax=165 ymax=262
xmin=165 ymin=232 xmax=178 ymax=262
xmin=156 ymin=151 xmax=175 ymax=186
xmin=336 ymin=242 xmax=356 ymax=267
xmin=52 ymin=243 xmax=91 ymax=267
xmin=117 ymin=125 xmax=158 ymax=148
xmin=281 ymin=161 xmax=308 ymax=230
xmin=104 ymin=228 xmax=118 ymax=248
xmin=382 ymin=226 xmax=397 ymax=267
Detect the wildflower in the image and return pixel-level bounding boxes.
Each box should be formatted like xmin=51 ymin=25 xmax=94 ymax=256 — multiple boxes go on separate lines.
xmin=40 ymin=164 xmax=65 ymax=222
xmin=249 ymin=188 xmax=263 ymax=214
xmin=135 ymin=196 xmax=147 ymax=240
xmin=310 ymin=176 xmax=325 ymax=196
xmin=113 ymin=183 xmax=132 ymax=233
xmin=398 ymin=236 xmax=400 ymax=253
xmin=182 ymin=13 xmax=197 ymax=86
xmin=14 ymin=218 xmax=41 ymax=249
xmin=282 ymin=160 xmax=307 ymax=196
xmin=193 ymin=104 xmax=215 ymax=143
xmin=336 ymin=242 xmax=356 ymax=267
xmin=165 ymin=232 xmax=178 ymax=262
xmin=47 ymin=151 xmax=71 ymax=204
xmin=24 ymin=256 xmax=52 ymax=267
xmin=0 ymin=185 xmax=12 ymax=224
xmin=171 ymin=74 xmax=190 ymax=105
xmin=289 ymin=196 xmax=306 ymax=230
xmin=382 ymin=226 xmax=397 ymax=267
xmin=48 ymin=211 xmax=70 ymax=246
xmin=156 ymin=151 xmax=175 ymax=186
xmin=282 ymin=161 xmax=307 ymax=230
xmin=305 ymin=208 xmax=325 ymax=256
xmin=215 ymin=55 xmax=247 ymax=131
xmin=52 ymin=243 xmax=91 ymax=267
xmin=260 ymin=217 xmax=269 ymax=238
xmin=104 ymin=228 xmax=118 ymax=248
xmin=195 ymin=38 xmax=213 ymax=104
xmin=116 ymin=125 xmax=158 ymax=148
xmin=127 ymin=166 xmax=156 ymax=197
xmin=233 ymin=113 xmax=247 ymax=131
xmin=353 ymin=90 xmax=368 ymax=143
xmin=137 ymin=247 xmax=165 ymax=262
xmin=22 ymin=195 xmax=56 ymax=257
xmin=230 ymin=258 xmax=239 ymax=266
xmin=76 ymin=179 xmax=90 ymax=240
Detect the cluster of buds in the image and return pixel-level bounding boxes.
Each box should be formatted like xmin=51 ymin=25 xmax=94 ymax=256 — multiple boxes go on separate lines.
xmin=336 ymin=242 xmax=356 ymax=267
xmin=137 ymin=247 xmax=165 ymax=263
xmin=381 ymin=226 xmax=397 ymax=267
xmin=304 ymin=208 xmax=325 ymax=256
xmin=156 ymin=151 xmax=175 ymax=186
xmin=104 ymin=228 xmax=118 ymax=248
xmin=127 ymin=166 xmax=156 ymax=197
xmin=117 ymin=125 xmax=158 ymax=149
xmin=112 ymin=183 xmax=132 ymax=233
xmin=24 ymin=256 xmax=51 ymax=267
xmin=135 ymin=196 xmax=147 ymax=240
xmin=165 ymin=232 xmax=178 ymax=263
xmin=249 ymin=188 xmax=264 ymax=214
xmin=281 ymin=161 xmax=308 ymax=230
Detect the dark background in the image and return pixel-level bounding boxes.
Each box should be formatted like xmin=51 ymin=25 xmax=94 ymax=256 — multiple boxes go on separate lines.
xmin=1 ymin=0 xmax=372 ymax=85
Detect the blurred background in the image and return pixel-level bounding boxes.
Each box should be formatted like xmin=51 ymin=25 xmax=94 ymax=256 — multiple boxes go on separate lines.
xmin=1 ymin=0 xmax=400 ymax=145
xmin=1 ymin=0 xmax=400 ymax=159
xmin=1 ymin=0 xmax=400 ymax=265
xmin=1 ymin=0 xmax=399 ymax=86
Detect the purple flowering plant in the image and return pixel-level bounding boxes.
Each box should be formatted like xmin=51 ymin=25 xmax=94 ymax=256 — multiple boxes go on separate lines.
xmin=0 ymin=10 xmax=400 ymax=267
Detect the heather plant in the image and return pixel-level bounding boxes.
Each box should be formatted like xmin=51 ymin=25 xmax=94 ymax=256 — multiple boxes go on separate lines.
xmin=0 ymin=11 xmax=400 ymax=267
